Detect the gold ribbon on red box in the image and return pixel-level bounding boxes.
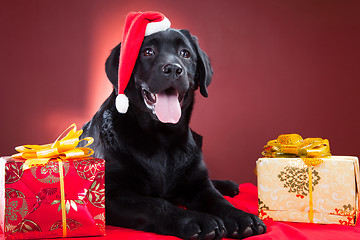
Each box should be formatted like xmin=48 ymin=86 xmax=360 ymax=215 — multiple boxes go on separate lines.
xmin=11 ymin=123 xmax=94 ymax=237
xmin=262 ymin=134 xmax=331 ymax=223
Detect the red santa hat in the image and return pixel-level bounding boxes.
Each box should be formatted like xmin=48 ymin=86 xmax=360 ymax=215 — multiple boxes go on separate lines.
xmin=115 ymin=11 xmax=171 ymax=113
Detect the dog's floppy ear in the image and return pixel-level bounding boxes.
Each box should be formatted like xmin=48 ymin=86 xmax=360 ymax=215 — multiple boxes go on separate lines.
xmin=181 ymin=30 xmax=213 ymax=97
xmin=105 ymin=43 xmax=121 ymax=92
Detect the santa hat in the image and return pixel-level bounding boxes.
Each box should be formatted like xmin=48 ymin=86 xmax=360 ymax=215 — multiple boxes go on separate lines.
xmin=115 ymin=11 xmax=171 ymax=113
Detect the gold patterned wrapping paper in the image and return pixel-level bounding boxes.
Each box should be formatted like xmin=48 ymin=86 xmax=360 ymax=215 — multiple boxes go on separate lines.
xmin=257 ymin=156 xmax=359 ymax=225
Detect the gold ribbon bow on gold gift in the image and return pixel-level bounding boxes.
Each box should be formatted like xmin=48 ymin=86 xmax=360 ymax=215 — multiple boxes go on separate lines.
xmin=11 ymin=123 xmax=94 ymax=237
xmin=262 ymin=133 xmax=331 ymax=160
xmin=262 ymin=134 xmax=331 ymax=223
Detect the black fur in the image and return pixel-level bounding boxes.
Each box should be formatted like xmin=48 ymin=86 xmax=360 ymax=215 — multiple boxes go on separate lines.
xmin=81 ymin=28 xmax=266 ymax=239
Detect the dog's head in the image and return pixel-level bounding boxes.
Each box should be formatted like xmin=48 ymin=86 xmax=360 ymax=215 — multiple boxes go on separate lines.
xmin=105 ymin=28 xmax=212 ymax=124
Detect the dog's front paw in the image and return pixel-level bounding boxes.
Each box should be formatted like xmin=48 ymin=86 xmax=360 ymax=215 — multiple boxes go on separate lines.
xmin=221 ymin=209 xmax=266 ymax=239
xmin=212 ymin=180 xmax=239 ymax=197
xmin=175 ymin=213 xmax=226 ymax=240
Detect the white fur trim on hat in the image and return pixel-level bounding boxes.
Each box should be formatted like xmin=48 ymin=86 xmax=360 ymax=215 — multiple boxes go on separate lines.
xmin=145 ymin=17 xmax=171 ymax=36
xmin=115 ymin=94 xmax=129 ymax=113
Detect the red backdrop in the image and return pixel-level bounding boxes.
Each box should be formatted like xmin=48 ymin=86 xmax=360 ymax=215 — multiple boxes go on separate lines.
xmin=1 ymin=0 xmax=359 ymax=185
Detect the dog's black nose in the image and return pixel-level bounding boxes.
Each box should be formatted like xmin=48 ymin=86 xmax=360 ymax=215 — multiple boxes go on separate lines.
xmin=162 ymin=64 xmax=183 ymax=78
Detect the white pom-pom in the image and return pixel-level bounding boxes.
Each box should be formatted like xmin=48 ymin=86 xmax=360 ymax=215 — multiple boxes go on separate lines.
xmin=145 ymin=17 xmax=171 ymax=36
xmin=115 ymin=94 xmax=129 ymax=113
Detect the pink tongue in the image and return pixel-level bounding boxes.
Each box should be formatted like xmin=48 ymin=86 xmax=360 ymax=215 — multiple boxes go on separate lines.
xmin=154 ymin=92 xmax=181 ymax=124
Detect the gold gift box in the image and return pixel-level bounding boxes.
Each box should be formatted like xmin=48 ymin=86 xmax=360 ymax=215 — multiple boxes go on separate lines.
xmin=257 ymin=156 xmax=359 ymax=225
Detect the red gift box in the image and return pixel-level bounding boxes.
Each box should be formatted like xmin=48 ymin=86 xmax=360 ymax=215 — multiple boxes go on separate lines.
xmin=0 ymin=156 xmax=105 ymax=239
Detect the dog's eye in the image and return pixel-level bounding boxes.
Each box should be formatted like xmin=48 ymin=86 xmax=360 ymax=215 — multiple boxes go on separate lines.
xmin=180 ymin=49 xmax=190 ymax=58
xmin=144 ymin=48 xmax=155 ymax=56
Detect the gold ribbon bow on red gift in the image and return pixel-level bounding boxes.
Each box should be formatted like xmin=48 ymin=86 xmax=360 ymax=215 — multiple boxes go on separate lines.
xmin=262 ymin=134 xmax=331 ymax=223
xmin=11 ymin=124 xmax=94 ymax=237
xmin=12 ymin=123 xmax=94 ymax=170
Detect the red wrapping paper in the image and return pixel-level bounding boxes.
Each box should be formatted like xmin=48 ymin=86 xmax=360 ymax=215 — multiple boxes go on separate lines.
xmin=0 ymin=157 xmax=105 ymax=239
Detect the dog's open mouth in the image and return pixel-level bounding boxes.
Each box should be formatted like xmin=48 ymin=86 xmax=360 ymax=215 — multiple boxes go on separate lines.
xmin=142 ymin=87 xmax=185 ymax=124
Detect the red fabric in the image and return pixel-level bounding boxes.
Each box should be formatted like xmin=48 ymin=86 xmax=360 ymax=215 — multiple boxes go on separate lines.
xmin=1 ymin=183 xmax=359 ymax=239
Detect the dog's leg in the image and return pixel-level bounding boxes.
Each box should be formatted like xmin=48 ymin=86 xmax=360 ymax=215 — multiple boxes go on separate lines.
xmin=179 ymin=184 xmax=266 ymax=239
xmin=106 ymin=195 xmax=227 ymax=240
xmin=211 ymin=180 xmax=239 ymax=197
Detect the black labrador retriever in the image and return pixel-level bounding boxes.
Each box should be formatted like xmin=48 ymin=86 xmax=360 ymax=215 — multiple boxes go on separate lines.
xmin=80 ymin=28 xmax=266 ymax=239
